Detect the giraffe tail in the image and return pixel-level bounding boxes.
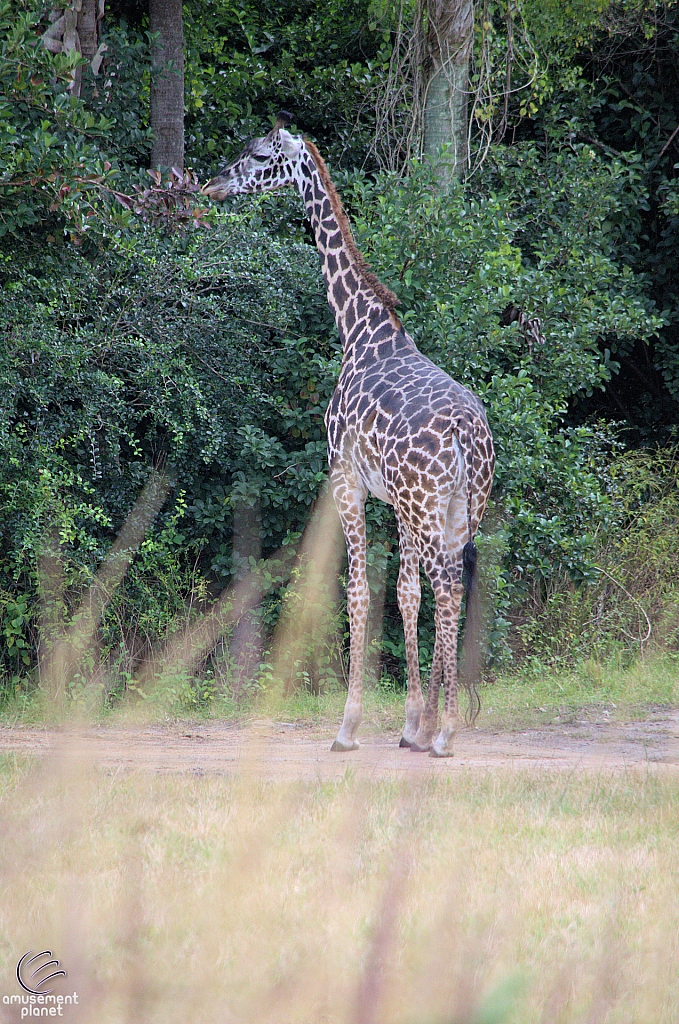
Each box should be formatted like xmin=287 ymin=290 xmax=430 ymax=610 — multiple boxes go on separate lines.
xmin=462 ymin=539 xmax=477 ymax=601
xmin=460 ymin=539 xmax=482 ymax=726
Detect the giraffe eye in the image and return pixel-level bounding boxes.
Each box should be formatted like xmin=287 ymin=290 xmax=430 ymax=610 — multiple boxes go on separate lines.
xmin=251 ymin=154 xmax=268 ymax=163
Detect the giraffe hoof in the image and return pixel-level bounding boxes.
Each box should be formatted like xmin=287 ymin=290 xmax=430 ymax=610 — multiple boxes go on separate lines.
xmin=429 ymin=746 xmax=454 ymax=758
xmin=409 ymin=742 xmax=432 ymax=753
xmin=399 ymin=736 xmax=414 ymax=748
xmin=330 ymin=739 xmax=359 ymax=752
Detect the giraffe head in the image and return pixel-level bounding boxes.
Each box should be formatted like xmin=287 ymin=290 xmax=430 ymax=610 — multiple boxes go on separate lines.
xmin=202 ymin=111 xmax=303 ymax=200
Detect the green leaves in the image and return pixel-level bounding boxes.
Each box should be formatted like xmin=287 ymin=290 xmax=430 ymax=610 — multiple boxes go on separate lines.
xmin=0 ymin=3 xmax=121 ymax=238
xmin=183 ymin=0 xmax=394 ymax=171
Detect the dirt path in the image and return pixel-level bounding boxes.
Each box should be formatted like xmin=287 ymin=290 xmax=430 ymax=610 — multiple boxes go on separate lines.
xmin=2 ymin=712 xmax=679 ymax=778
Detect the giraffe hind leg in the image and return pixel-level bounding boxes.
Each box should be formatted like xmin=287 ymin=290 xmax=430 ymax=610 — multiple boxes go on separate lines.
xmin=428 ymin=579 xmax=464 ymax=758
xmin=395 ymin=520 xmax=425 ymax=748
xmin=410 ymin=632 xmax=442 ymax=752
xmin=428 ymin=589 xmax=464 ymax=757
xmin=412 ymin=499 xmax=466 ymax=757
xmin=409 ymin=491 xmax=466 ymax=754
xmin=427 ymin=493 xmax=468 ymax=756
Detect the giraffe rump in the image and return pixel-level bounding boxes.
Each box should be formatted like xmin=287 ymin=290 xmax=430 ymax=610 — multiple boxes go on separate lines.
xmin=303 ymin=139 xmax=400 ymax=313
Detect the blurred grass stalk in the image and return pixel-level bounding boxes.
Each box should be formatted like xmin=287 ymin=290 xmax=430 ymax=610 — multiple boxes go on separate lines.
xmin=36 ymin=470 xmax=172 ymax=714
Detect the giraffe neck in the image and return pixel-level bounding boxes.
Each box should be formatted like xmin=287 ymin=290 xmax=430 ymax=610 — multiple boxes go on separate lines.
xmin=293 ymin=146 xmax=399 ymax=360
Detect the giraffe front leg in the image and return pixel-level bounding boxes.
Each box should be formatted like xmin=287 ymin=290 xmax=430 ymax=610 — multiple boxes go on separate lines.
xmin=331 ymin=480 xmax=368 ymax=752
xmin=395 ymin=521 xmax=425 ymax=748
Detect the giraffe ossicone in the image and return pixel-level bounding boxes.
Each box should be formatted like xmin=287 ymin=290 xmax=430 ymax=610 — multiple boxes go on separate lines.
xmin=203 ymin=115 xmax=495 ymax=757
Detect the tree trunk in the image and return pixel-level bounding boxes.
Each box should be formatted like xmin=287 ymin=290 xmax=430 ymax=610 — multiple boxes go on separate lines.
xmin=423 ymin=0 xmax=473 ymax=182
xmin=42 ymin=2 xmax=102 ymax=97
xmin=149 ymin=0 xmax=184 ymax=171
xmin=77 ymin=0 xmax=99 ymax=60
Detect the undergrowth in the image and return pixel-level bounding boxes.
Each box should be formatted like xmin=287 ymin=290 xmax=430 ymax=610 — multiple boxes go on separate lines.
xmin=2 ymin=447 xmax=679 ymax=724
xmin=512 ymin=445 xmax=679 ymax=670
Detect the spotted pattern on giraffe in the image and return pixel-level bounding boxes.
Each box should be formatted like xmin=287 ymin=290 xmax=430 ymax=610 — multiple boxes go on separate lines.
xmin=203 ymin=117 xmax=495 ymax=757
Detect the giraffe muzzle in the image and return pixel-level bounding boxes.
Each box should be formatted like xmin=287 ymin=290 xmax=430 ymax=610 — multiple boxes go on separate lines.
xmin=201 ymin=180 xmax=225 ymax=199
xmin=201 ymin=174 xmax=236 ymax=199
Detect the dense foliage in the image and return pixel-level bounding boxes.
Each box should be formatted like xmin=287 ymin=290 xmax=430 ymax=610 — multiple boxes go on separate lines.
xmin=1 ymin=0 xmax=678 ymax=705
xmin=516 ymin=0 xmax=679 ymax=440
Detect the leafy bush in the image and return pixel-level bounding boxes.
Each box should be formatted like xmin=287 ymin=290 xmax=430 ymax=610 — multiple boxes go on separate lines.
xmin=516 ymin=446 xmax=679 ymax=669
xmin=183 ymin=0 xmax=394 ymax=169
xmin=0 ymin=210 xmax=335 ymax=699
xmin=0 ymin=2 xmax=134 ymax=240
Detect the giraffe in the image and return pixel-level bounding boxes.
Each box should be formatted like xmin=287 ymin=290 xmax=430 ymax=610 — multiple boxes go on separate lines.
xmin=203 ymin=113 xmax=495 ymax=756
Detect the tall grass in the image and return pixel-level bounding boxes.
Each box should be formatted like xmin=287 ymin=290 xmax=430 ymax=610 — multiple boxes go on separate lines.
xmin=1 ymin=750 xmax=678 ymax=1023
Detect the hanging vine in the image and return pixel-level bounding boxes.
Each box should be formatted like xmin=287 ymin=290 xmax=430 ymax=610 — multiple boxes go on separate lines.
xmin=368 ymin=0 xmax=543 ymax=176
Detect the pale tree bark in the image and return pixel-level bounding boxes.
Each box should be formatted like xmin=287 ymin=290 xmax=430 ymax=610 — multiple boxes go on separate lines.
xmin=77 ymin=0 xmax=99 ymax=60
xmin=42 ymin=2 xmax=105 ymax=97
xmin=149 ymin=0 xmax=185 ymax=171
xmin=423 ymin=0 xmax=473 ymax=182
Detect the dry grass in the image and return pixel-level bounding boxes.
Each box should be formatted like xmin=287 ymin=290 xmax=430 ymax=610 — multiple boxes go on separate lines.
xmin=1 ymin=746 xmax=678 ymax=1023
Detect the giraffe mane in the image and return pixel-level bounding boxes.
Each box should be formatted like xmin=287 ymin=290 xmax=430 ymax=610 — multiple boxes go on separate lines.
xmin=303 ymin=139 xmax=400 ymax=313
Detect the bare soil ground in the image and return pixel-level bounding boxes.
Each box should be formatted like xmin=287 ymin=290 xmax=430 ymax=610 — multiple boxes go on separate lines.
xmin=3 ymin=710 xmax=679 ymax=777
